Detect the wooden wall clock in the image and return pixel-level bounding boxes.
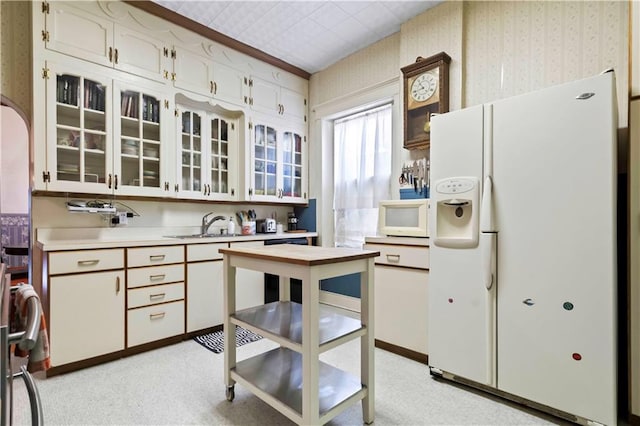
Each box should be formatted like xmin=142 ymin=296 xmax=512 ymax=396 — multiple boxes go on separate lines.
xmin=401 ymin=52 xmax=451 ymax=150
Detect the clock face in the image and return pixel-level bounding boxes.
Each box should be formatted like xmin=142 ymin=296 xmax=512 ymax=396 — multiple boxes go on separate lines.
xmin=410 ymin=71 xmax=438 ymax=102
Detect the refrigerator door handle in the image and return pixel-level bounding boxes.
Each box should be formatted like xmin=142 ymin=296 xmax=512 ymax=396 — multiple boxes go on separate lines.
xmin=480 ymin=175 xmax=496 ymax=290
xmin=481 ymin=232 xmax=496 ymax=290
xmin=480 ymin=176 xmax=495 ymax=232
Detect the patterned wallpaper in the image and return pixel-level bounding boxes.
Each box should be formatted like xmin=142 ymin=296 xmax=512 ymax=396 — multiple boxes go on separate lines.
xmin=464 ymin=1 xmax=629 ymax=126
xmin=0 ymin=214 xmax=29 ymax=269
xmin=0 ymin=1 xmax=31 ymax=118
xmin=310 ymin=33 xmax=400 ymax=107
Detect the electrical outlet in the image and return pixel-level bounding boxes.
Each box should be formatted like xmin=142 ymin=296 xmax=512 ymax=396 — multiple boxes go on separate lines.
xmin=118 ymin=212 xmax=128 ymax=225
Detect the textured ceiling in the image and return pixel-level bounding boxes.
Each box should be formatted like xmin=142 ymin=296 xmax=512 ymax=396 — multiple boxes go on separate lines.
xmin=152 ymin=1 xmax=442 ymax=74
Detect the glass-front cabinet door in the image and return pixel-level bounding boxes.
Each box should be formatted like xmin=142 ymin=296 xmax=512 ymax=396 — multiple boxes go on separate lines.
xmin=113 ymin=80 xmax=168 ymax=197
xmin=178 ymin=109 xmax=204 ymax=198
xmin=246 ymin=119 xmax=306 ymax=203
xmin=45 ymin=63 xmax=113 ymax=194
xmin=175 ymin=103 xmax=238 ymax=200
xmin=209 ymin=117 xmax=229 ymax=196
xmin=252 ymin=123 xmax=278 ymax=199
xmin=281 ymin=130 xmax=304 ymax=200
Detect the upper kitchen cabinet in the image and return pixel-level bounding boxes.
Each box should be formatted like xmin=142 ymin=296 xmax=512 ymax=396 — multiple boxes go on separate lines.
xmin=170 ymin=43 xmax=246 ymax=106
xmin=38 ymin=1 xmax=170 ymax=84
xmin=36 ymin=57 xmax=172 ymax=196
xmin=174 ymin=94 xmax=241 ymax=201
xmin=246 ymin=73 xmax=308 ymax=123
xmin=242 ymin=115 xmax=307 ymax=204
xmin=32 ymin=0 xmax=310 ymax=203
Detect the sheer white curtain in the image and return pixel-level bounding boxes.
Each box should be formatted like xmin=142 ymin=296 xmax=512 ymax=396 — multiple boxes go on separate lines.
xmin=334 ymin=104 xmax=392 ymax=248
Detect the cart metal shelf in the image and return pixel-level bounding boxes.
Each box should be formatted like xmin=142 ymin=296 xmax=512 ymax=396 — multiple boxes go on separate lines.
xmin=231 ymin=347 xmax=367 ymax=424
xmin=231 ymin=301 xmax=367 ymax=354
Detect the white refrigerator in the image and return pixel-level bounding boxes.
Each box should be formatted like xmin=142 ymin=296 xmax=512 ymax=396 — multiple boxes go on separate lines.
xmin=428 ymin=72 xmax=618 ymax=426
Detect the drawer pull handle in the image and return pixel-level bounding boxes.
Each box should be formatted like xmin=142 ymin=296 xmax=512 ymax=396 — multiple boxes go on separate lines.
xmin=386 ymin=254 xmax=401 ymax=262
xmin=77 ymin=259 xmax=100 ymax=266
xmin=149 ymin=274 xmax=166 ymax=281
xmin=149 ymin=312 xmax=165 ymax=320
xmin=116 ymin=276 xmax=120 ymax=293
xmin=149 ymin=255 xmax=166 ymax=261
xmin=149 ymin=293 xmax=166 ymax=300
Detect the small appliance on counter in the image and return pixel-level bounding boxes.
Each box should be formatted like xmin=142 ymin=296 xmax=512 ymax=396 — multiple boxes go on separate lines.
xmin=256 ymin=218 xmax=277 ymax=233
xmin=378 ymin=199 xmax=429 ymax=237
xmin=287 ymin=212 xmax=298 ymax=231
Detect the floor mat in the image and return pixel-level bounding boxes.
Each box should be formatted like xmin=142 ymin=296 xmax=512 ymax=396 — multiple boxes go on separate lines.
xmin=193 ymin=327 xmax=263 ymax=354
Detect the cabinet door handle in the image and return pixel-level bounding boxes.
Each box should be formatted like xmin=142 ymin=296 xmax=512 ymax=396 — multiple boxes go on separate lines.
xmin=149 ymin=274 xmax=166 ymax=281
xmin=114 ymin=48 xmax=119 ymax=64
xmin=108 ymin=174 xmax=112 ymax=189
xmin=149 ymin=255 xmax=166 ymax=261
xmin=116 ymin=276 xmax=120 ymax=293
xmin=213 ymin=81 xmax=217 ymax=94
xmin=77 ymin=259 xmax=100 ymax=266
xmin=386 ymin=254 xmax=401 ymax=262
xmin=149 ymin=293 xmax=165 ymax=300
xmin=149 ymin=312 xmax=165 ymax=320
xmin=109 ymin=46 xmax=113 ymax=62
xmin=114 ymin=174 xmax=118 ymax=190
xmin=210 ymin=81 xmax=214 ymax=93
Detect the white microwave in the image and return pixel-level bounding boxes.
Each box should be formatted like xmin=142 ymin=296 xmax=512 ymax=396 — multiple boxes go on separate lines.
xmin=378 ymin=199 xmax=429 ymax=237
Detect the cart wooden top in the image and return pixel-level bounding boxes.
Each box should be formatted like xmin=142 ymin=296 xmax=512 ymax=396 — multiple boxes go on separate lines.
xmin=219 ymin=244 xmax=380 ymax=267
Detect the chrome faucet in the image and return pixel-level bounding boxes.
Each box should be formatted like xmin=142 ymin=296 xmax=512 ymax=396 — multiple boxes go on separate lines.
xmin=201 ymin=213 xmax=227 ymax=235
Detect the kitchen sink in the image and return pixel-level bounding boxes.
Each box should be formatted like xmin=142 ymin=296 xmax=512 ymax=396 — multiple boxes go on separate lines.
xmin=164 ymin=233 xmax=240 ymax=239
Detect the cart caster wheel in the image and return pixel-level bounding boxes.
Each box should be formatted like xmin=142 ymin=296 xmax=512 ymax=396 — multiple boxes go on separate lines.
xmin=225 ymin=386 xmax=235 ymax=401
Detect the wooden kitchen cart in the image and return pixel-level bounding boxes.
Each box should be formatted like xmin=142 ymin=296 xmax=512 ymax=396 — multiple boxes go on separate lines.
xmin=219 ymin=244 xmax=379 ymax=425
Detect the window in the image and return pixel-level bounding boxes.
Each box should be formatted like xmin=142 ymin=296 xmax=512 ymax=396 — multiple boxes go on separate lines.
xmin=334 ymin=104 xmax=392 ymax=248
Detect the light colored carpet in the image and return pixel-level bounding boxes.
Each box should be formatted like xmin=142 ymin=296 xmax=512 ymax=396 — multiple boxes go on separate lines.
xmin=11 ymin=335 xmax=568 ymax=425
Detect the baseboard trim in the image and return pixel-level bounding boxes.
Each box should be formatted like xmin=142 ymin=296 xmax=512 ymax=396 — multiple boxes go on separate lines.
xmin=47 ymin=351 xmax=125 ymax=377
xmin=319 ymin=290 xmax=361 ymax=312
xmin=375 ymin=339 xmax=428 ymax=364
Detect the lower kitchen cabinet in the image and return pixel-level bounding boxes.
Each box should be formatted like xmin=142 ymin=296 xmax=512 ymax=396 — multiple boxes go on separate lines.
xmin=364 ymin=236 xmax=429 ymax=363
xmin=186 ymin=242 xmax=226 ymax=332
xmin=37 ymin=234 xmax=314 ymax=375
xmin=49 ymin=269 xmax=125 ymax=366
xmin=229 ymin=240 xmax=265 ymax=310
xmin=374 ymin=265 xmax=428 ymax=355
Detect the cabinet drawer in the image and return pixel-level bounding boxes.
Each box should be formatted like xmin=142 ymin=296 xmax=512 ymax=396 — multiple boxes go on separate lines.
xmin=128 ymin=282 xmax=184 ymax=309
xmin=127 ymin=245 xmax=184 ymax=267
xmin=364 ymin=243 xmax=429 ymax=270
xmin=187 ymin=243 xmax=226 ymax=262
xmin=49 ymin=249 xmax=124 ymax=275
xmin=127 ymin=300 xmax=185 ymax=347
xmin=127 ymin=264 xmax=184 ymax=288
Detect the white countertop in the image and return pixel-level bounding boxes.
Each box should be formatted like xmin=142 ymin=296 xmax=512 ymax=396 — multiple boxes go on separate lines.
xmin=36 ymin=227 xmax=318 ymax=251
